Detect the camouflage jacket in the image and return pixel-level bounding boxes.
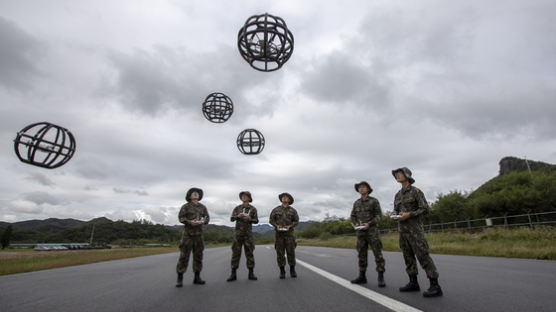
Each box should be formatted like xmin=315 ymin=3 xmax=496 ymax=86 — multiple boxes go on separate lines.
xmin=230 ymin=204 xmax=259 ymax=235
xmin=394 ymin=185 xmax=429 ymax=233
xmin=178 ymin=202 xmax=210 ymax=236
xmin=269 ymin=205 xmax=299 ymax=234
xmin=350 ymin=196 xmax=382 ymax=229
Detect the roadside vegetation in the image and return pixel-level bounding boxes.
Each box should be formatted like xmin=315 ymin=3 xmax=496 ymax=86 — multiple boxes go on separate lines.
xmin=297 ymin=227 xmax=556 ymax=260
xmin=0 ymin=244 xmax=222 ymax=276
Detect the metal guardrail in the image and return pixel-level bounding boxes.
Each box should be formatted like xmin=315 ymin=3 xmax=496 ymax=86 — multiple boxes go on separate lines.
xmin=379 ymin=211 xmax=556 ymax=234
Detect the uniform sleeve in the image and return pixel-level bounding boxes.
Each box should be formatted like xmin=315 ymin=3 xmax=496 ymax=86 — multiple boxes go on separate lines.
xmin=350 ymin=201 xmax=358 ymax=225
xmin=291 ymin=209 xmax=299 ymax=228
xmin=393 ymin=192 xmax=401 ymax=214
xmin=203 ymin=205 xmax=210 ymax=224
xmin=230 ymin=206 xmax=238 ymax=222
xmin=410 ymin=189 xmax=429 ymax=218
xmin=269 ymin=209 xmax=277 ymax=227
xmin=250 ymin=207 xmax=259 ymax=224
xmin=178 ymin=205 xmax=188 ymax=224
xmin=370 ymin=199 xmax=382 ymax=226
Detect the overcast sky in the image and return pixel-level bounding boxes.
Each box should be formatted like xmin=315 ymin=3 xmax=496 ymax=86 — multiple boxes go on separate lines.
xmin=1 ymin=0 xmax=555 ymax=226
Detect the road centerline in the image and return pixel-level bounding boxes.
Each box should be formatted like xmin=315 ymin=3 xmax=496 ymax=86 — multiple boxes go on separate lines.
xmin=296 ymin=259 xmax=422 ymax=312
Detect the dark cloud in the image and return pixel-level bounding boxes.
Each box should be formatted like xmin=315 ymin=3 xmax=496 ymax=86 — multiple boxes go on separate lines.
xmin=350 ymin=1 xmax=556 ymax=138
xmin=113 ymin=187 xmax=148 ymax=196
xmin=0 ymin=16 xmax=43 ymax=90
xmin=74 ymin=157 xmax=112 ymax=180
xmin=25 ymin=173 xmax=55 ymax=186
xmin=23 ymin=191 xmax=62 ymax=206
xmin=300 ymin=51 xmax=389 ymax=108
xmin=104 ymin=45 xmax=279 ymax=118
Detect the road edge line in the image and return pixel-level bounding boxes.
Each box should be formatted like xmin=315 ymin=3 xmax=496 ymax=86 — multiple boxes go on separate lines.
xmin=296 ymin=259 xmax=423 ymax=312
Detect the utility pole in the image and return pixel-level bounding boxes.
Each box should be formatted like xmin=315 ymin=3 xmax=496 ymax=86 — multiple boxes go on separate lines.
xmin=89 ymin=224 xmax=95 ymax=245
xmin=525 ymin=156 xmax=532 ymax=176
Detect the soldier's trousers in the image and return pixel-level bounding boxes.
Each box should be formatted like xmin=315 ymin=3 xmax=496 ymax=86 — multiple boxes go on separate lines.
xmin=275 ymin=233 xmax=296 ymax=267
xmin=176 ymin=233 xmax=204 ymax=274
xmin=231 ymin=234 xmax=255 ymax=269
xmin=356 ymin=227 xmax=385 ymax=273
xmin=399 ymin=231 xmax=439 ymax=278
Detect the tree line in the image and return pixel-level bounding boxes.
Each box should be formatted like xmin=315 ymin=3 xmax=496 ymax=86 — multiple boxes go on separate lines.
xmin=298 ymin=170 xmax=556 ymax=239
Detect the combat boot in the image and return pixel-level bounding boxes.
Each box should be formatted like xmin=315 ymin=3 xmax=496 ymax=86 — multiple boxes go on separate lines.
xmin=378 ymin=272 xmax=386 ymax=288
xmin=193 ymin=271 xmax=205 ymax=285
xmin=399 ymin=275 xmax=420 ymax=292
xmin=176 ymin=273 xmax=183 ymax=288
xmin=423 ymin=278 xmax=443 ymax=297
xmin=226 ymin=268 xmax=237 ymax=282
xmin=290 ymin=265 xmax=297 ymax=278
xmin=248 ymin=268 xmax=258 ymax=281
xmin=351 ymin=271 xmax=367 ymax=284
xmin=279 ymin=266 xmax=286 ymax=279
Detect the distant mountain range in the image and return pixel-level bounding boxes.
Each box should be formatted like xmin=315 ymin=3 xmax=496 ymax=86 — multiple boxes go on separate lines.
xmin=0 ymin=216 xmax=315 ymax=244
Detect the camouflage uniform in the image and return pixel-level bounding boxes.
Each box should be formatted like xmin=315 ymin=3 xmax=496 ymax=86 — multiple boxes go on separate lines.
xmin=350 ymin=196 xmax=385 ymax=273
xmin=230 ymin=204 xmax=259 ymax=269
xmin=176 ymin=202 xmax=210 ymax=274
xmin=394 ymin=185 xmax=439 ymax=279
xmin=269 ymin=205 xmax=299 ymax=267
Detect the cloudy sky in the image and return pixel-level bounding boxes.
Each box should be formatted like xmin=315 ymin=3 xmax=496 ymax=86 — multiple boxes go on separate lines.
xmin=1 ymin=0 xmax=555 ymax=226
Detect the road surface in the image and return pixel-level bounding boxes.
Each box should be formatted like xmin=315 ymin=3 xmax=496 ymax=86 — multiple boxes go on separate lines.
xmin=1 ymin=246 xmax=555 ymax=312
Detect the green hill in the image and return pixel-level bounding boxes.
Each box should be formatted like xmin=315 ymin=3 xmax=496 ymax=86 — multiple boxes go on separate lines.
xmin=0 ymin=217 xmax=315 ymax=246
xmin=429 ymin=157 xmax=556 ymax=222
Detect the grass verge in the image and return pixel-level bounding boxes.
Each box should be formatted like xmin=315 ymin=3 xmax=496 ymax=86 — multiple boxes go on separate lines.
xmin=297 ymin=227 xmax=556 ymax=260
xmin=0 ymin=244 xmax=227 ymax=276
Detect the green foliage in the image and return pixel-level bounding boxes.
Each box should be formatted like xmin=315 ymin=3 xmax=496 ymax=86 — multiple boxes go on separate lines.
xmin=298 ymin=219 xmax=354 ymax=238
xmin=429 ymin=170 xmax=556 ymax=222
xmin=319 ymin=231 xmax=332 ymax=241
xmin=1 ymin=225 xmax=13 ymax=249
xmin=429 ymin=191 xmax=470 ymax=223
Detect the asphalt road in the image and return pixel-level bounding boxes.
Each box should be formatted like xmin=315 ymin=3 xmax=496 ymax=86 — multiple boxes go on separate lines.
xmin=1 ymin=245 xmax=555 ymax=312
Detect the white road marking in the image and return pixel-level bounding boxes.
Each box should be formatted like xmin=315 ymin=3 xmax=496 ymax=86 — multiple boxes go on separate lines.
xmin=296 ymin=259 xmax=423 ymax=312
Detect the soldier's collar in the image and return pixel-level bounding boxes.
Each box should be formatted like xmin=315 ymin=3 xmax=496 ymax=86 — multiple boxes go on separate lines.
xmin=401 ymin=185 xmax=413 ymax=193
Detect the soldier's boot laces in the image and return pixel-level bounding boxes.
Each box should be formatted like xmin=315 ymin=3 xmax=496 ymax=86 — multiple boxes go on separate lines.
xmin=175 ymin=273 xmax=183 ymax=288
xmin=226 ymin=268 xmax=237 ymax=282
xmin=351 ymin=271 xmax=367 ymax=284
xmin=290 ymin=265 xmax=297 ymax=278
xmin=193 ymin=272 xmax=206 ymax=285
xmin=248 ymin=268 xmax=258 ymax=281
xmin=279 ymin=266 xmax=286 ymax=279
xmin=399 ymin=275 xmax=420 ymax=292
xmin=378 ymin=272 xmax=386 ymax=288
xmin=423 ymin=278 xmax=443 ymax=297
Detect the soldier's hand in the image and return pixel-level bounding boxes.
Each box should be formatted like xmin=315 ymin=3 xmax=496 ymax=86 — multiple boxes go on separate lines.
xmin=246 ymin=216 xmax=251 ymax=221
xmin=399 ymin=212 xmax=411 ymax=221
xmin=363 ymin=223 xmax=370 ymax=230
xmin=189 ymin=220 xmax=196 ymax=226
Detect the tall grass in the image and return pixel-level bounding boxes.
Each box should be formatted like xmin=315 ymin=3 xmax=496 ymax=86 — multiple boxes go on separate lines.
xmin=297 ymin=227 xmax=556 ymax=260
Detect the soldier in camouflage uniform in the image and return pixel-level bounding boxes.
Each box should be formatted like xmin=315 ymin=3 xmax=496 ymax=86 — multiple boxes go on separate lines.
xmin=350 ymin=181 xmax=386 ymax=287
xmin=392 ymin=167 xmax=443 ymax=297
xmin=269 ymin=192 xmax=299 ymax=279
xmin=226 ymin=191 xmax=259 ymax=282
xmin=175 ymin=187 xmax=210 ymax=287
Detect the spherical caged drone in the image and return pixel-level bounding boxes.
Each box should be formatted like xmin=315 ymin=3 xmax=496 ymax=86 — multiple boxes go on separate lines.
xmin=202 ymin=92 xmax=234 ymax=123
xmin=238 ymin=13 xmax=294 ymax=72
xmin=237 ymin=129 xmax=265 ymax=155
xmin=14 ymin=122 xmax=76 ymax=169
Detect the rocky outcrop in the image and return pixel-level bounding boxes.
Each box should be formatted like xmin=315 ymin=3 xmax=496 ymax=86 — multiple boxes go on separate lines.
xmin=499 ymin=156 xmax=554 ymax=175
